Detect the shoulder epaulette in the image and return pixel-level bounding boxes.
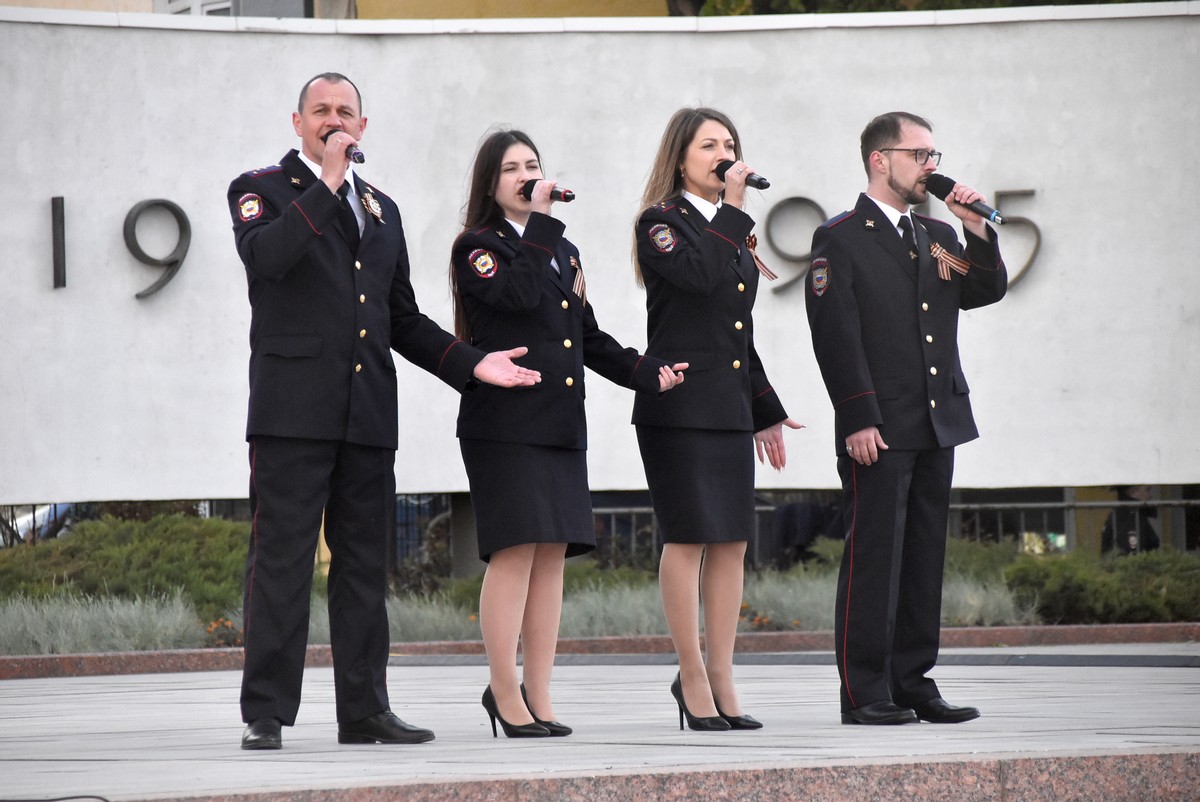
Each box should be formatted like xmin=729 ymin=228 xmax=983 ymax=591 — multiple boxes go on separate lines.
xmin=243 ymin=165 xmax=282 ymax=178
xmin=824 ymin=209 xmax=856 ymax=229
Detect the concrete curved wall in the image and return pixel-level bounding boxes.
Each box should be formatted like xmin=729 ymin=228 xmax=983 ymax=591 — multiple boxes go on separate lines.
xmin=1 ymin=4 xmax=1198 ymax=502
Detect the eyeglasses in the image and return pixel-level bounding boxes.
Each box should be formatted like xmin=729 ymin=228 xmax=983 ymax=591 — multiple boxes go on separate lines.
xmin=880 ymin=148 xmax=942 ymax=167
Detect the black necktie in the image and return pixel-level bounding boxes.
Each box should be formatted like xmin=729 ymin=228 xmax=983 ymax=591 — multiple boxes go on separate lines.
xmin=337 ymin=181 xmax=360 ymax=251
xmin=898 ymin=215 xmax=917 ymax=261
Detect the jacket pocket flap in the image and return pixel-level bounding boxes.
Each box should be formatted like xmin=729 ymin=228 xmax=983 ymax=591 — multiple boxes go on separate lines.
xmin=262 ymin=335 xmax=322 ymax=358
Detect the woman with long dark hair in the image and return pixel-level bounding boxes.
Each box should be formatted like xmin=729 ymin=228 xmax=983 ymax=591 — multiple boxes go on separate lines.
xmin=632 ymin=107 xmax=802 ymax=731
xmin=450 ymin=128 xmax=685 ymax=738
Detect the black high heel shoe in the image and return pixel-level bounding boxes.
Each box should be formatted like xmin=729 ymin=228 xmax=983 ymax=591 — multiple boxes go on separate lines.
xmin=716 ymin=706 xmax=763 ymax=730
xmin=670 ymin=673 xmax=730 ymax=732
xmin=520 ymin=683 xmax=573 ymax=736
xmin=482 ymin=686 xmax=551 ymax=738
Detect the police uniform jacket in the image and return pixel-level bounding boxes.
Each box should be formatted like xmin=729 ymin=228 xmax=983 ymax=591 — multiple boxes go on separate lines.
xmin=227 ymin=149 xmax=482 ymax=450
xmin=805 ymin=193 xmax=1007 ymax=454
xmin=631 ymin=197 xmax=787 ymax=433
xmin=453 ymin=212 xmax=666 ymax=451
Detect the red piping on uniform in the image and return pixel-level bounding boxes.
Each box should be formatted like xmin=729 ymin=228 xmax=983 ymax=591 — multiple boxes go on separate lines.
xmin=827 ymin=210 xmax=857 ymax=229
xmin=836 ymin=390 xmax=875 ymax=407
xmin=291 ymin=200 xmax=319 ymax=235
xmin=753 ymin=386 xmax=773 ymax=400
xmin=706 ymin=227 xmax=738 ymax=248
xmin=438 ymin=340 xmax=464 ymax=376
xmin=524 ymin=241 xmax=555 ymax=257
xmin=841 ymin=461 xmax=859 ymax=708
xmin=631 ymin=355 xmax=646 ymax=383
xmin=245 ymin=443 xmax=259 ymax=643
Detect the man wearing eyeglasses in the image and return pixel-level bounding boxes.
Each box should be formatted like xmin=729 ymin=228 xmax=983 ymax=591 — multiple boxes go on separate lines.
xmin=805 ymin=112 xmax=1007 ymax=727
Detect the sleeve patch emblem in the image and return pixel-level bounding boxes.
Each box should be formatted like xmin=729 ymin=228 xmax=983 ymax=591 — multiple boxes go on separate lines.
xmin=469 ymin=249 xmax=498 ymax=278
xmin=649 ymin=224 xmax=677 ymax=253
xmin=238 ymin=194 xmax=263 ymax=222
xmin=810 ymin=257 xmax=830 ymax=296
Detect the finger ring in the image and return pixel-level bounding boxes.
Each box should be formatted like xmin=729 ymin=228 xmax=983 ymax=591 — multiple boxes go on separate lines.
xmin=846 ymin=445 xmax=853 ymax=454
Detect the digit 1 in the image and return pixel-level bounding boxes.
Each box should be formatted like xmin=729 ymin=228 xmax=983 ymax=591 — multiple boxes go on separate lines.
xmin=52 ymin=197 xmax=66 ymax=289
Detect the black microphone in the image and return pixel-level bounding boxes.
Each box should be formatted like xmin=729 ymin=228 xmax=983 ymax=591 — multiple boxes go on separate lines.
xmin=716 ymin=160 xmax=770 ymax=190
xmin=925 ymin=174 xmax=1005 ymax=224
xmin=520 ymin=179 xmax=575 ymax=203
xmin=321 ymin=130 xmax=365 ymax=164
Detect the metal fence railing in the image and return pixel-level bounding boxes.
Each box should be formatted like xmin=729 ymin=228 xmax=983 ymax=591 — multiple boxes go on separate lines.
xmin=591 ymin=497 xmax=1200 ymax=569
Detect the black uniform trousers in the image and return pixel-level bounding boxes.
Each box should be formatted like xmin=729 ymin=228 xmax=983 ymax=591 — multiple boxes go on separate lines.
xmin=835 ymin=446 xmax=954 ymax=713
xmin=242 ymin=435 xmax=395 ymax=726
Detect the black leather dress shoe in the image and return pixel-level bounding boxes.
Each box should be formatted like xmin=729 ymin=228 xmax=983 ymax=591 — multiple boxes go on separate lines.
xmin=241 ymin=717 xmax=282 ymax=750
xmin=910 ymin=697 xmax=980 ymax=723
xmin=338 ymin=710 xmax=435 ymax=744
xmin=841 ymin=701 xmax=919 ymax=725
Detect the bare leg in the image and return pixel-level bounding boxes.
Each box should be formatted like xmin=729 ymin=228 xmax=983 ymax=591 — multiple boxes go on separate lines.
xmin=519 ymin=543 xmax=568 ymax=721
xmin=702 ymin=540 xmax=747 ymax=716
xmin=479 ymin=543 xmax=537 ymax=725
xmin=659 ymin=542 xmax=718 ymax=717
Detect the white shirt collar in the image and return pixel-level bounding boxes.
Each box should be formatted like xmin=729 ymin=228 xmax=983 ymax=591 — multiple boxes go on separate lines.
xmin=297 ymin=150 xmax=357 ymax=198
xmin=506 ymin=218 xmax=559 ymax=273
xmin=865 ymin=193 xmax=911 ymax=236
xmin=682 ymin=190 xmax=721 ymax=222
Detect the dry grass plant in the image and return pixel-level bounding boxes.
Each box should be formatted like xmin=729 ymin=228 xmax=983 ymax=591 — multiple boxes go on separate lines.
xmin=0 ymin=592 xmax=206 ymax=655
xmin=1 ymin=569 xmax=1038 ymax=654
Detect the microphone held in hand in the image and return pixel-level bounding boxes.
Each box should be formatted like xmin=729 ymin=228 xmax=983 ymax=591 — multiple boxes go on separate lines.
xmin=320 ymin=130 xmax=366 ymax=164
xmin=716 ymin=160 xmax=770 ymax=190
xmin=520 ymin=179 xmax=575 ymax=203
xmin=925 ymin=174 xmax=1004 ymax=224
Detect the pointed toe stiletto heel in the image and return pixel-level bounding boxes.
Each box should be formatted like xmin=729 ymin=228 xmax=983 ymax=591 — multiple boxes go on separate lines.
xmin=520 ymin=683 xmax=573 ymax=736
xmin=670 ymin=673 xmax=730 ymax=732
xmin=482 ymin=686 xmax=551 ymax=738
xmin=717 ymin=707 xmax=763 ymax=730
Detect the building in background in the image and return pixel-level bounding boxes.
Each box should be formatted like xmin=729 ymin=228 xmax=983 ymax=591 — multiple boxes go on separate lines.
xmin=0 ymin=0 xmax=666 ymax=17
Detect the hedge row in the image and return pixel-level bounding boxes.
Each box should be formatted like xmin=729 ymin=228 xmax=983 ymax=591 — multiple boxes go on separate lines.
xmin=1 ymin=515 xmax=1197 ymax=627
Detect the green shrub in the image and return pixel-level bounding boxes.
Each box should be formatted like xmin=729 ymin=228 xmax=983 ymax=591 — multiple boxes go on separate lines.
xmin=564 ymin=560 xmax=655 ymax=592
xmin=1005 ymin=549 xmax=1200 ymax=624
xmin=436 ymin=558 xmax=656 ymax=614
xmin=440 ymin=574 xmax=484 ymax=612
xmin=0 ymin=515 xmax=248 ymax=622
xmin=945 ymin=536 xmax=1021 ymax=582
xmin=799 ymin=537 xmax=844 ymax=575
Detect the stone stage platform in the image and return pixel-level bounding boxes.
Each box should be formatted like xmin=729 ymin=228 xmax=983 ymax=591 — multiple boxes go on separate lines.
xmin=1 ymin=637 xmax=1197 ymax=802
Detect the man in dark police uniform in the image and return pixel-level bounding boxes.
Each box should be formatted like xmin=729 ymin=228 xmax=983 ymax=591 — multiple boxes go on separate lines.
xmin=227 ymin=72 xmax=539 ymax=750
xmin=805 ymin=112 xmax=1006 ymax=726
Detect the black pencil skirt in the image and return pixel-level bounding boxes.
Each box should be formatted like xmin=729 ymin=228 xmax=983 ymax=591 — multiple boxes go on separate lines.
xmin=459 ymin=438 xmax=596 ymax=562
xmin=636 ymin=425 xmax=755 ymax=544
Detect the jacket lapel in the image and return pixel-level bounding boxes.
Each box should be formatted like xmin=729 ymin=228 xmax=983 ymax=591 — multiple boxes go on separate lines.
xmin=912 ymin=215 xmax=935 ymax=285
xmin=677 ymin=196 xmax=750 ymax=281
xmin=858 ymin=194 xmax=917 ymax=284
xmin=281 ymin=150 xmax=314 ymax=194
xmin=552 ymin=241 xmax=576 ymax=297
xmin=282 ymin=152 xmax=359 ymax=248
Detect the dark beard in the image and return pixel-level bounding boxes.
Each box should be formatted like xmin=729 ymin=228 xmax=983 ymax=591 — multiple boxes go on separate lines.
xmin=889 ymin=174 xmax=927 ymax=207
